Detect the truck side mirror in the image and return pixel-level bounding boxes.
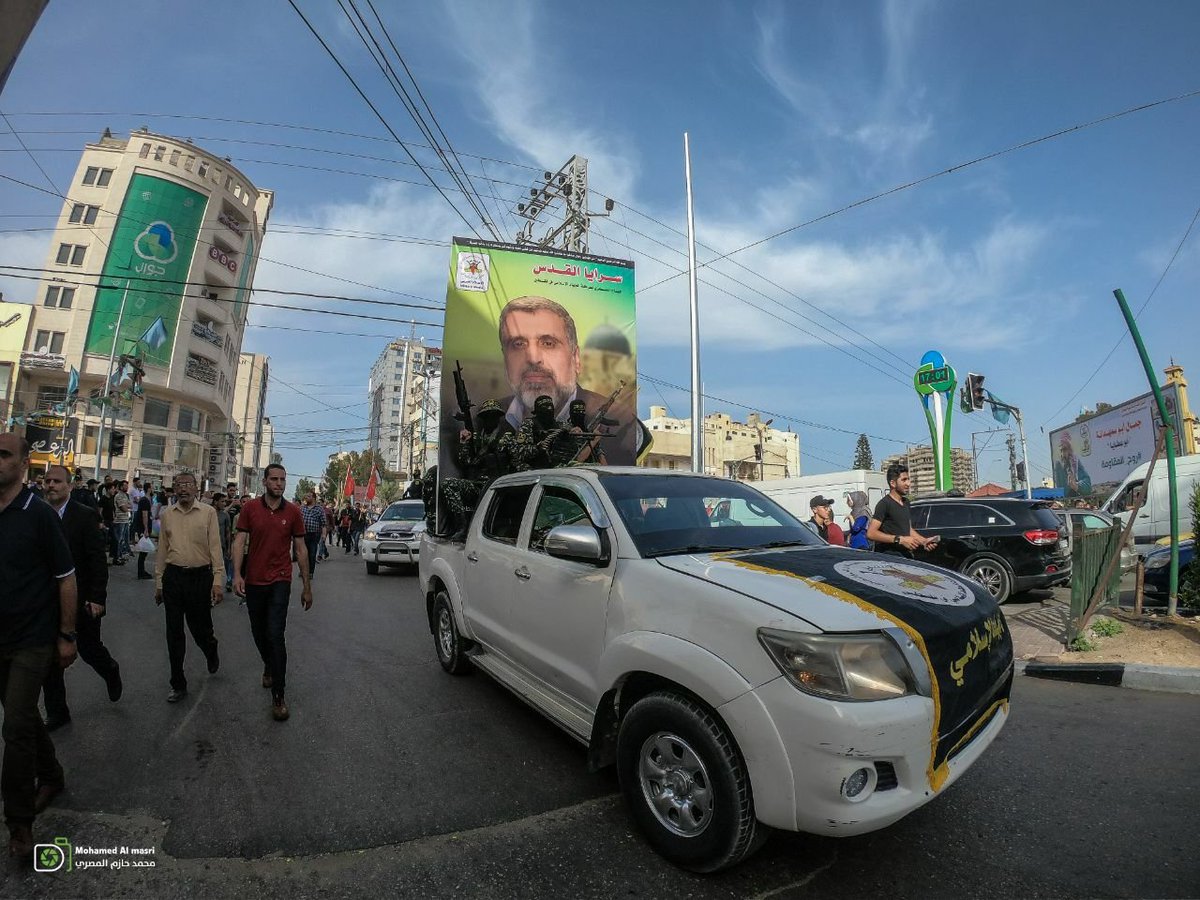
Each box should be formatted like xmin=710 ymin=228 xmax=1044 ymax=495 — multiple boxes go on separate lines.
xmin=545 ymin=524 xmax=607 ymax=564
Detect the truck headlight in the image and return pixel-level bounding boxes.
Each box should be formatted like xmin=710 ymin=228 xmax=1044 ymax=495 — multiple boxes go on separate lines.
xmin=365 ymin=529 xmax=378 ymax=540
xmin=757 ymin=628 xmax=923 ymax=702
xmin=1144 ymin=554 xmax=1170 ymax=570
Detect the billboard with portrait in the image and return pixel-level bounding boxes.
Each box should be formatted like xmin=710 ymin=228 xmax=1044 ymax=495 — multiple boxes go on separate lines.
xmin=85 ymin=174 xmax=209 ymax=368
xmin=1049 ymin=384 xmax=1183 ymax=498
xmin=437 ymin=238 xmax=637 ymax=477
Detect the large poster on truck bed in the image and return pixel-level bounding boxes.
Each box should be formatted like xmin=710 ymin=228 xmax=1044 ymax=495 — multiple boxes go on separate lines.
xmin=438 ymin=237 xmax=638 ymax=478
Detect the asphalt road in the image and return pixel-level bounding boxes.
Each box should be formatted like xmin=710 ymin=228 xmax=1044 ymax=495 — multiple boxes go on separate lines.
xmin=4 ymin=547 xmax=1198 ymax=898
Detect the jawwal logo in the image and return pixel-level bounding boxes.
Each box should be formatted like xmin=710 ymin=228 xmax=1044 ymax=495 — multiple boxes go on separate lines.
xmin=133 ymin=221 xmax=178 ymax=264
xmin=33 ymin=836 xmax=72 ymax=873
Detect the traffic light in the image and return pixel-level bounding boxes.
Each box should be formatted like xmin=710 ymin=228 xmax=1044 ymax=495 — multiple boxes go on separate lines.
xmin=966 ymin=373 xmax=986 ymax=411
xmin=109 ymin=431 xmax=126 ymax=456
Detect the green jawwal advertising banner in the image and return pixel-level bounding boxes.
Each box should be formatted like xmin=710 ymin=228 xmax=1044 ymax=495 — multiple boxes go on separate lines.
xmin=85 ymin=174 xmax=208 ymax=368
xmin=438 ymin=238 xmax=638 ymax=477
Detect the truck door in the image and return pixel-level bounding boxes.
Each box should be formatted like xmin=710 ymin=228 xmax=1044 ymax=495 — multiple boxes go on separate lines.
xmin=504 ymin=482 xmax=613 ymax=707
xmin=463 ymin=483 xmax=535 ymax=650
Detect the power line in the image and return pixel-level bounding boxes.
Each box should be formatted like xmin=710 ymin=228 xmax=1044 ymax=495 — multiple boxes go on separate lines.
xmin=283 ymin=0 xmax=486 ymax=240
xmin=639 ymin=87 xmax=1200 ymax=294
xmin=0 ymin=170 xmax=445 ymax=302
xmin=1038 ymin=200 xmax=1200 ymax=430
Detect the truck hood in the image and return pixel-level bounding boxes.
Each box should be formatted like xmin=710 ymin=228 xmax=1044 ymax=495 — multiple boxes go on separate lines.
xmin=656 ymin=545 xmax=995 ymax=633
xmin=658 ymin=544 xmax=1013 ymax=790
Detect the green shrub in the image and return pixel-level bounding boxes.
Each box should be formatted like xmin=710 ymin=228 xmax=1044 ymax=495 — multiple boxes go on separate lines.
xmin=1091 ymin=617 xmax=1123 ymax=637
xmin=1069 ymin=635 xmax=1097 ymax=652
xmin=1180 ymin=482 xmax=1200 ymax=610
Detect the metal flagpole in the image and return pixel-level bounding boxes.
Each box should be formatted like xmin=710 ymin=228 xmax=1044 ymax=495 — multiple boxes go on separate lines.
xmin=94 ymin=280 xmax=130 ymax=480
xmin=684 ymin=133 xmax=703 ymax=473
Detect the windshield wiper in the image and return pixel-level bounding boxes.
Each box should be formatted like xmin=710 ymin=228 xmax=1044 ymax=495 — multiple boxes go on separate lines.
xmin=757 ymin=540 xmax=816 ymax=549
xmin=647 ymin=545 xmax=745 ymax=558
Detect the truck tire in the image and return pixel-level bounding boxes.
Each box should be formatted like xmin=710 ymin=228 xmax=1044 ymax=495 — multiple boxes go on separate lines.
xmin=365 ymin=562 xmax=379 ymax=575
xmin=432 ymin=591 xmax=472 ymax=675
xmin=616 ymin=691 xmax=765 ymax=872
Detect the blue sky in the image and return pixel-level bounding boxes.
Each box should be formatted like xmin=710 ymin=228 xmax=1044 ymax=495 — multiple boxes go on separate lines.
xmin=1 ymin=0 xmax=1197 ymax=488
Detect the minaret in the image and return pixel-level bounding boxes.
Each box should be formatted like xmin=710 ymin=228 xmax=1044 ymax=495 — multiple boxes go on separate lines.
xmin=1163 ymin=361 xmax=1197 ymax=455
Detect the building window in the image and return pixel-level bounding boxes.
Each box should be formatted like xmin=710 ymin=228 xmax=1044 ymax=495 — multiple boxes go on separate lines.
xmin=140 ymin=434 xmax=166 ymax=462
xmin=82 ymin=426 xmax=98 ymax=455
xmin=68 ymin=204 xmax=99 ymax=225
xmin=197 ymin=160 xmax=208 ymax=178
xmin=97 ymin=168 xmax=112 ymax=186
xmin=178 ymin=405 xmax=202 ymax=433
xmin=139 ymin=143 xmax=150 ymax=159
xmin=44 ymin=286 xmax=75 ymax=309
xmin=82 ymin=167 xmax=99 ymax=185
xmin=55 ymin=243 xmax=87 ymax=266
xmin=143 ymin=398 xmax=171 ymax=427
xmin=36 ymin=385 xmax=67 ymax=407
xmin=33 ymin=330 xmax=65 ymax=354
xmin=81 ymin=167 xmax=112 ymax=186
xmin=154 ymin=145 xmax=165 ymax=161
xmin=174 ymin=440 xmax=201 ymax=468
xmin=184 ymin=154 xmax=195 ymax=172
xmin=169 ymin=149 xmax=181 ymax=166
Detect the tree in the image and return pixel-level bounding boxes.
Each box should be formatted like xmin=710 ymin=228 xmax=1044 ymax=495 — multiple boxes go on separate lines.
xmin=377 ymin=478 xmax=401 ymax=505
xmin=852 ymin=434 xmax=873 ymax=471
xmin=293 ymin=477 xmax=317 ymax=502
xmin=321 ymin=449 xmax=389 ymax=505
xmin=1180 ymin=481 xmax=1200 ymax=610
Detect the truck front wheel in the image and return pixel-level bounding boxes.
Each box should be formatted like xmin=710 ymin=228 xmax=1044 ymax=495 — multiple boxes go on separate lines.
xmin=616 ymin=691 xmax=765 ymax=872
xmin=432 ymin=591 xmax=472 ymax=675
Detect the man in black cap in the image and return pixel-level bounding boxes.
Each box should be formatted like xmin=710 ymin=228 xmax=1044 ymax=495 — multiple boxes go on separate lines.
xmin=807 ymin=495 xmax=846 ymax=546
xmin=512 ymin=395 xmax=581 ymax=471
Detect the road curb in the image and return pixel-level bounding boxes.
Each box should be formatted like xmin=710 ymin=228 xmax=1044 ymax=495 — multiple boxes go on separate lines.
xmin=1015 ymin=659 xmax=1200 ymax=694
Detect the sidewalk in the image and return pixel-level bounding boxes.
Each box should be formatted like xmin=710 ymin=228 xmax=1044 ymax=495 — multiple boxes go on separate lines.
xmin=1000 ymin=585 xmax=1200 ymax=694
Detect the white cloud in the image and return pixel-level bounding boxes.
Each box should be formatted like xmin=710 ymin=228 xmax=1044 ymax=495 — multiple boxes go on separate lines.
xmin=0 ymin=231 xmax=53 ymax=305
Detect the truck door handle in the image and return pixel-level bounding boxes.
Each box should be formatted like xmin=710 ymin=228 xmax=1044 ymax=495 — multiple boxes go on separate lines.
xmin=514 ymin=567 xmax=531 ymax=581
xmin=959 ymin=534 xmax=975 ymax=539
xmin=1138 ymin=513 xmax=1149 ymax=518
xmin=466 ymin=552 xmax=479 ymax=563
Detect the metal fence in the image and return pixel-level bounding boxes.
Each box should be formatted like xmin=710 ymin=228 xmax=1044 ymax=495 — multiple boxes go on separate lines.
xmin=1068 ymin=522 xmax=1123 ymax=642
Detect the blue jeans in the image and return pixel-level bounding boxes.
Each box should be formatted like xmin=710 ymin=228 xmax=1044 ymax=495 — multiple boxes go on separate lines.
xmin=112 ymin=522 xmax=130 ymax=559
xmin=223 ymin=553 xmax=233 ymax=589
xmin=245 ymin=581 xmax=291 ymax=699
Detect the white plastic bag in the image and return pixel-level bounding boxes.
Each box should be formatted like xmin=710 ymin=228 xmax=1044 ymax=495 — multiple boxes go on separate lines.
xmin=134 ymin=536 xmax=155 ymax=553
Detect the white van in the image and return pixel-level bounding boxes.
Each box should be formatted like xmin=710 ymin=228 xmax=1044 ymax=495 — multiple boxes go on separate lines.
xmin=1102 ymin=454 xmax=1200 ymax=553
xmin=756 ymin=470 xmax=888 ymax=533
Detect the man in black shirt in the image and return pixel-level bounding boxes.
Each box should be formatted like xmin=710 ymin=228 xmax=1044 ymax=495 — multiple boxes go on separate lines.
xmin=867 ymin=463 xmax=938 ymax=557
xmin=0 ymin=435 xmax=78 ymax=862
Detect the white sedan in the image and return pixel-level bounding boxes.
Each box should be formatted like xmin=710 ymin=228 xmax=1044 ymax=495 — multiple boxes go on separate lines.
xmin=361 ymin=500 xmax=426 ymax=574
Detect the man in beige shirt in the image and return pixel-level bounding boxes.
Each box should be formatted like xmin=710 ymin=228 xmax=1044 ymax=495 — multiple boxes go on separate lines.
xmin=155 ymin=472 xmax=224 ymax=704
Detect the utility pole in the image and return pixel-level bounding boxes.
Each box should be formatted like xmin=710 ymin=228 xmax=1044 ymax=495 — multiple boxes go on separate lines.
xmin=94 ymin=280 xmax=130 ymax=480
xmin=515 ymin=156 xmax=615 ymax=254
xmin=397 ymin=323 xmax=416 ymax=478
xmin=1006 ymin=433 xmax=1018 ymax=491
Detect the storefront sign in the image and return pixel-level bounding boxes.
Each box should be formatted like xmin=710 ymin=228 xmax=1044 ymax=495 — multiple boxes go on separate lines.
xmin=208 ymin=245 xmax=238 ymax=273
xmin=218 ymin=210 xmax=245 ymax=237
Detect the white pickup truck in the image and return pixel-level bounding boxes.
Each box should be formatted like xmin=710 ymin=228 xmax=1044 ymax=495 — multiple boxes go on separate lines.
xmin=419 ymin=467 xmax=1013 ymax=872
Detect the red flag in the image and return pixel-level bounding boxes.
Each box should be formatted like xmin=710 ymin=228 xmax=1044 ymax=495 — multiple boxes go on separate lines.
xmin=342 ymin=469 xmax=356 ymax=498
xmin=365 ymin=464 xmax=380 ymax=501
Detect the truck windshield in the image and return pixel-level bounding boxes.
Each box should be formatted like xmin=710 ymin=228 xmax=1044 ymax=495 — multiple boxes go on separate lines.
xmin=380 ymin=502 xmax=425 ymax=522
xmin=597 ymin=473 xmax=822 ymax=558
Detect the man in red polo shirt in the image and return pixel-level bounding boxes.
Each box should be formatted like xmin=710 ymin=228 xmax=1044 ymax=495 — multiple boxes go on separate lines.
xmin=231 ymin=463 xmax=313 ymax=722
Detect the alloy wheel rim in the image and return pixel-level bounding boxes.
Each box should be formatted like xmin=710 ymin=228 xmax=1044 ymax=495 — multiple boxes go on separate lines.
xmin=437 ymin=607 xmax=454 ymax=660
xmin=972 ymin=565 xmax=1003 ymax=596
xmin=638 ymin=731 xmax=714 ymax=837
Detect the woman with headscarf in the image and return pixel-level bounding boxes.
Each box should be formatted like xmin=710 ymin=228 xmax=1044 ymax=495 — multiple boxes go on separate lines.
xmin=845 ymin=490 xmax=872 ymax=550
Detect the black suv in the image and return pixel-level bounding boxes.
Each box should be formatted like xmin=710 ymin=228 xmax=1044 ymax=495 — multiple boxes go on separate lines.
xmin=908 ymin=498 xmax=1070 ymax=603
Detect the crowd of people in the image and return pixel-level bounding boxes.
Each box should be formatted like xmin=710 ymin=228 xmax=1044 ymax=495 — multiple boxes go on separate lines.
xmin=0 ymin=438 xmax=334 ymax=864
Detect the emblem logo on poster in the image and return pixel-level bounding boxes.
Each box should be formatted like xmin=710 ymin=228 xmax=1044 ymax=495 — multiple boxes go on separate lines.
xmin=133 ymin=221 xmax=178 ymax=265
xmin=833 ymin=560 xmax=976 ymax=606
xmin=455 ymin=252 xmax=490 ymax=292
